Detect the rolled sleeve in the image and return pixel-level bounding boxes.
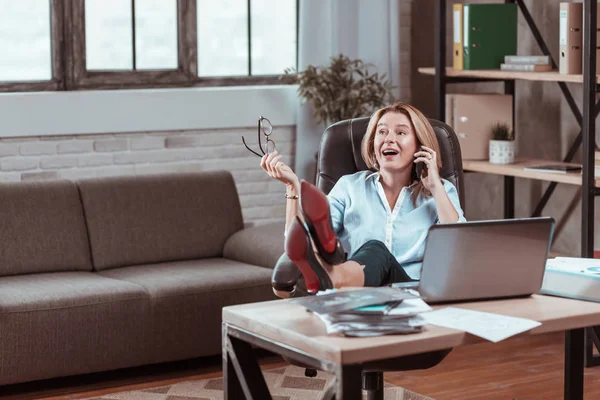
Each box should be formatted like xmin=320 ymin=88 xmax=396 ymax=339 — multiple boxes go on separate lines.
xmin=443 ymin=179 xmax=466 ymax=222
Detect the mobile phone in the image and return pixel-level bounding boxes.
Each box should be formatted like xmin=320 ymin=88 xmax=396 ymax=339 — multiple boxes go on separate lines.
xmin=415 ymin=146 xmax=425 ymax=178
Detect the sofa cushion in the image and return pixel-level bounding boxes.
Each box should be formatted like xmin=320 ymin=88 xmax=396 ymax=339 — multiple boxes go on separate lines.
xmin=77 ymin=171 xmax=244 ymax=271
xmin=0 ymin=180 xmax=92 ymax=277
xmin=223 ymin=221 xmax=286 ymax=269
xmin=98 ymin=258 xmax=277 ymax=360
xmin=0 ymin=272 xmax=153 ymax=385
xmin=97 ymin=258 xmax=273 ymax=298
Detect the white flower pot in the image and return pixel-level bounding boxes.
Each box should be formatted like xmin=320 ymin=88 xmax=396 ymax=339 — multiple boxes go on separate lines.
xmin=489 ymin=140 xmax=515 ymax=164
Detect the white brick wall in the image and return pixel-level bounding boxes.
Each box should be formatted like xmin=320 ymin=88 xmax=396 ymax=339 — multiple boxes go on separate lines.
xmin=0 ymin=126 xmax=296 ymax=227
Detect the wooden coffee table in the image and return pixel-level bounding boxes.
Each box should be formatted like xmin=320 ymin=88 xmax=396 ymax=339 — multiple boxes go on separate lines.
xmin=222 ymin=294 xmax=600 ymax=399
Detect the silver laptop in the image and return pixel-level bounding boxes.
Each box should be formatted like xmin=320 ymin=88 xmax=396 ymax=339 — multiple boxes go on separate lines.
xmin=395 ymin=217 xmax=555 ymax=304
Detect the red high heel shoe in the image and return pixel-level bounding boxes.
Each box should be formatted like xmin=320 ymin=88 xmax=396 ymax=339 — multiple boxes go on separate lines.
xmin=299 ymin=180 xmax=347 ymax=265
xmin=285 ymin=216 xmax=333 ymax=293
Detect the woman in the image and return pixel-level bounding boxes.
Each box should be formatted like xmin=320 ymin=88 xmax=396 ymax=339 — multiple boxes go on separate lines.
xmin=260 ymin=103 xmax=466 ymax=293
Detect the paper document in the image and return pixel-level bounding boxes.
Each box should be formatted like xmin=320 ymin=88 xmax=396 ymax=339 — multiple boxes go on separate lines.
xmin=387 ymin=298 xmax=433 ymax=316
xmin=422 ymin=307 xmax=541 ymax=343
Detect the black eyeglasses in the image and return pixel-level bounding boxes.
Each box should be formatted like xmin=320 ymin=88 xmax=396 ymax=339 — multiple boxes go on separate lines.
xmin=242 ymin=116 xmax=277 ymax=157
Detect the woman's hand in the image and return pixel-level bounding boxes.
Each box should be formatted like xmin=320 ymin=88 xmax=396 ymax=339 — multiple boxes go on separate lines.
xmin=414 ymin=146 xmax=443 ymax=194
xmin=260 ymin=151 xmax=299 ymax=191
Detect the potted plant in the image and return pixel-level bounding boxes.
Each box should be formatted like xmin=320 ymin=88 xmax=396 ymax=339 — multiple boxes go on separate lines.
xmin=280 ymin=54 xmax=396 ymax=126
xmin=489 ymin=122 xmax=515 ymax=164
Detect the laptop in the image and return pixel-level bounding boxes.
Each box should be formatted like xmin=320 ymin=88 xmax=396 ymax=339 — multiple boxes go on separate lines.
xmin=394 ymin=217 xmax=555 ymax=304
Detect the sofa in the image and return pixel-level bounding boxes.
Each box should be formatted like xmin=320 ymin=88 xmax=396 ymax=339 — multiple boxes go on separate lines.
xmin=0 ymin=170 xmax=285 ymax=386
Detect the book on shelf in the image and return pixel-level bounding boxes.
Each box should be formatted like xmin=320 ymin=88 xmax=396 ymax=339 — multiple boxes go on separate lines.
xmin=541 ymin=257 xmax=600 ymax=303
xmin=504 ymin=55 xmax=550 ymax=65
xmin=523 ymin=164 xmax=582 ymax=174
xmin=500 ymin=63 xmax=552 ymax=72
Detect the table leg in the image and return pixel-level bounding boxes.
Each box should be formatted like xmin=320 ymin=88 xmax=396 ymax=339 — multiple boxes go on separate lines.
xmin=223 ymin=346 xmax=243 ymax=400
xmin=565 ymin=328 xmax=584 ymax=400
xmin=336 ymin=364 xmax=363 ymax=400
xmin=222 ymin=324 xmax=272 ymax=400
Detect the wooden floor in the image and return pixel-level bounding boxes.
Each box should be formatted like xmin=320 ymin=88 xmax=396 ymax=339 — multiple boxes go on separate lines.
xmin=2 ymin=332 xmax=600 ymax=400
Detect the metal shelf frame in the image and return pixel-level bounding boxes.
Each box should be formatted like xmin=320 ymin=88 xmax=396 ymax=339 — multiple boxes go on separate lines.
xmin=432 ymin=0 xmax=599 ymax=367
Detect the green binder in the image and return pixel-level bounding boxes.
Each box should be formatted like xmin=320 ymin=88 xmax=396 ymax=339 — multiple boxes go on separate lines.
xmin=463 ymin=4 xmax=518 ymax=70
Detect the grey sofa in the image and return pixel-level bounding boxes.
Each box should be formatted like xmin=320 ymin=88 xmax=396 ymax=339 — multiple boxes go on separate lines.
xmin=0 ymin=171 xmax=285 ymax=386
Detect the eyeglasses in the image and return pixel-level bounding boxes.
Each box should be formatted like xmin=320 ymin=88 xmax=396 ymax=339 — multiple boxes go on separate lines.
xmin=242 ymin=116 xmax=277 ymax=157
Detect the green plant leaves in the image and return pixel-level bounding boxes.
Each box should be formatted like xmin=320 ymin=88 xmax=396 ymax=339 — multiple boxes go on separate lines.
xmin=491 ymin=122 xmax=514 ymax=141
xmin=280 ymin=54 xmax=396 ymax=126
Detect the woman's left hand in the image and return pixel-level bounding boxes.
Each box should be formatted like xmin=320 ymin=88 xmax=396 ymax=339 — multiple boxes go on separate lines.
xmin=414 ymin=146 xmax=443 ymax=194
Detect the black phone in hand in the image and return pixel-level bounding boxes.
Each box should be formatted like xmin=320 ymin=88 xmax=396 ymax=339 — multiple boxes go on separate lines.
xmin=415 ymin=146 xmax=425 ymax=178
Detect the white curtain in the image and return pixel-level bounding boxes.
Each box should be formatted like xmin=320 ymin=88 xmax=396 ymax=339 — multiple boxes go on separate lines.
xmin=294 ymin=0 xmax=401 ymax=181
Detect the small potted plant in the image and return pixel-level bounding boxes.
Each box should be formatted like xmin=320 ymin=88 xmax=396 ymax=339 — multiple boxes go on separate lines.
xmin=280 ymin=54 xmax=395 ymax=126
xmin=489 ymin=122 xmax=515 ymax=164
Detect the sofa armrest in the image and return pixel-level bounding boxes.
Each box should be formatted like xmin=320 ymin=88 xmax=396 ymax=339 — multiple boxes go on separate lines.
xmin=223 ymin=222 xmax=285 ymax=269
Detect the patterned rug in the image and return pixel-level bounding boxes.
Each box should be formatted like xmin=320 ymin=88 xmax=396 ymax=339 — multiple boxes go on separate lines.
xmin=83 ymin=365 xmax=434 ymax=400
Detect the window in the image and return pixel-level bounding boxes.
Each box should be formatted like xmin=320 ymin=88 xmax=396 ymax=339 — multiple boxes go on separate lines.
xmin=197 ymin=0 xmax=297 ymax=78
xmin=0 ymin=0 xmax=298 ymax=92
xmin=0 ymin=0 xmax=63 ymax=91
xmin=85 ymin=0 xmax=178 ymax=70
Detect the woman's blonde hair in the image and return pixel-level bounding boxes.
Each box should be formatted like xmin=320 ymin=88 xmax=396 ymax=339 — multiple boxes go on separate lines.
xmin=360 ymin=102 xmax=442 ymax=204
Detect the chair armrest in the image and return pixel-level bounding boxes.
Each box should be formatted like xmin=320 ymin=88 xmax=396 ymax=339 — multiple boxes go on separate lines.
xmin=223 ymin=222 xmax=285 ymax=269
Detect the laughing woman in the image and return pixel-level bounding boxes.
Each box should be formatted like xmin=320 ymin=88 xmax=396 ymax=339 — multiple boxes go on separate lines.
xmin=260 ymin=103 xmax=466 ymax=294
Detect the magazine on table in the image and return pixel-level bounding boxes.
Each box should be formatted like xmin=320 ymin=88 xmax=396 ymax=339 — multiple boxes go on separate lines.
xmin=290 ymin=287 xmax=418 ymax=314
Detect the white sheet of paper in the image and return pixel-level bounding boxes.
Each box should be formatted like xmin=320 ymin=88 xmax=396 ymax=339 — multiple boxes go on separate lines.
xmin=422 ymin=307 xmax=542 ymax=343
xmin=387 ymin=298 xmax=432 ymax=316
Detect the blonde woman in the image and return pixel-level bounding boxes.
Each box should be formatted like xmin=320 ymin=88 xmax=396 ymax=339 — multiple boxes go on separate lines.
xmin=260 ymin=103 xmax=466 ymax=293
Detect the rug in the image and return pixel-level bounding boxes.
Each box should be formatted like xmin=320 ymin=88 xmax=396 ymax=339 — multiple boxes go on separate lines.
xmin=83 ymin=365 xmax=434 ymax=400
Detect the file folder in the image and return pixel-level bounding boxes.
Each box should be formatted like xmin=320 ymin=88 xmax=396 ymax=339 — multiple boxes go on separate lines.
xmin=453 ymin=3 xmax=464 ymax=70
xmin=559 ymin=2 xmax=583 ymax=74
xmin=463 ymin=4 xmax=518 ymax=70
xmin=447 ymin=94 xmax=513 ymax=160
xmin=581 ymin=5 xmax=600 ymax=74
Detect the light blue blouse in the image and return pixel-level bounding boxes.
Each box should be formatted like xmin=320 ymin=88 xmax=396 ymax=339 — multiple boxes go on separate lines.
xmin=328 ymin=170 xmax=466 ymax=280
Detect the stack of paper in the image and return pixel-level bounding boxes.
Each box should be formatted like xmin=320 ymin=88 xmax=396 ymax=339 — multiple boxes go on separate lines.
xmin=291 ymin=287 xmax=431 ymax=337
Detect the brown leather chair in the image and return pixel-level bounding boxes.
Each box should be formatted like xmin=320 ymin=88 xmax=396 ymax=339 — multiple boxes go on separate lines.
xmin=270 ymin=117 xmax=464 ymax=399
xmin=272 ymin=116 xmax=465 ymax=297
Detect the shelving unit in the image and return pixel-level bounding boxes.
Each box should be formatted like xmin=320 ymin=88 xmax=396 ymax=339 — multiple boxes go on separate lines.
xmin=424 ymin=0 xmax=600 ymax=370
xmin=462 ymin=158 xmax=600 ymax=187
xmin=419 ymin=66 xmax=600 ymax=84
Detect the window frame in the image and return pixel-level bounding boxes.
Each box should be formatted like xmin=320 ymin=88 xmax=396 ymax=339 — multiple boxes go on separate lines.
xmin=0 ymin=0 xmax=65 ymax=92
xmin=68 ymin=0 xmax=194 ymax=90
xmin=0 ymin=0 xmax=297 ymax=92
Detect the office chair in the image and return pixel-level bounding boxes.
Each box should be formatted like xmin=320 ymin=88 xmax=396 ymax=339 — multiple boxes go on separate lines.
xmin=271 ymin=116 xmax=465 ymax=399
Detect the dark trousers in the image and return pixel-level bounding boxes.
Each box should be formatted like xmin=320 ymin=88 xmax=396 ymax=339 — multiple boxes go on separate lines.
xmin=348 ymin=240 xmax=415 ymax=287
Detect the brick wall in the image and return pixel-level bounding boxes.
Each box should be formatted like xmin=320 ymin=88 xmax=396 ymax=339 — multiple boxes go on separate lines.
xmin=0 ymin=126 xmax=296 ymax=227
